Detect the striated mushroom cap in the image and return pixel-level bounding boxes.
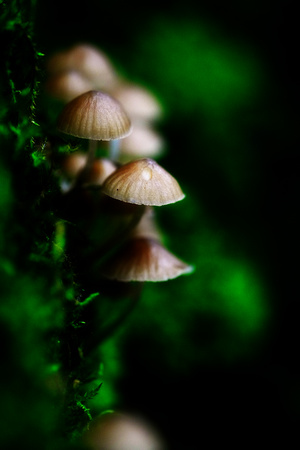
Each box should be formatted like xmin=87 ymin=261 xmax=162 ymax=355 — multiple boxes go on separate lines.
xmin=57 ymin=90 xmax=132 ymax=141
xmin=101 ymin=237 xmax=194 ymax=282
xmin=102 ymin=158 xmax=185 ymax=206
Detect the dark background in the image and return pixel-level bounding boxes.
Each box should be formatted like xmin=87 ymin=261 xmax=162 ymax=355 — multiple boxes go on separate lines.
xmin=33 ymin=1 xmax=299 ymax=447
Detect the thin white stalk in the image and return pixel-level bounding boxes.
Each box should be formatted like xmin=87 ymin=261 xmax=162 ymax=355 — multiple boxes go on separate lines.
xmin=109 ymin=138 xmax=120 ymax=162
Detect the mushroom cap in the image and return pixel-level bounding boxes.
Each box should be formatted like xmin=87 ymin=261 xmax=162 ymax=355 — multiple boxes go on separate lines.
xmin=110 ymin=81 xmax=163 ymax=122
xmin=58 ymin=154 xmax=117 ymax=192
xmin=83 ymin=157 xmax=117 ymax=186
xmin=119 ymin=123 xmax=165 ymax=161
xmin=130 ymin=207 xmax=161 ymax=241
xmin=59 ymin=151 xmax=87 ymax=179
xmin=82 ymin=412 xmax=166 ymax=450
xmin=101 ymin=158 xmax=185 ymax=206
xmin=45 ymin=70 xmax=93 ymax=103
xmin=57 ymin=90 xmax=132 ymax=141
xmin=101 ymin=237 xmax=193 ymax=282
xmin=46 ymin=43 xmax=118 ymax=90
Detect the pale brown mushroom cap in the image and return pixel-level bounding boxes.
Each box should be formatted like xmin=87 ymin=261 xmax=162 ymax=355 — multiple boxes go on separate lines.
xmin=46 ymin=43 xmax=118 ymax=90
xmin=130 ymin=207 xmax=162 ymax=241
xmin=101 ymin=158 xmax=185 ymax=206
xmin=119 ymin=123 xmax=165 ymax=162
xmin=110 ymin=81 xmax=163 ymax=122
xmin=101 ymin=237 xmax=193 ymax=282
xmin=57 ymin=90 xmax=132 ymax=141
xmin=59 ymin=153 xmax=117 ymax=189
xmin=60 ymin=152 xmax=87 ymax=179
xmin=82 ymin=412 xmax=166 ymax=450
xmin=45 ymin=70 xmax=93 ymax=103
xmin=83 ymin=157 xmax=117 ymax=186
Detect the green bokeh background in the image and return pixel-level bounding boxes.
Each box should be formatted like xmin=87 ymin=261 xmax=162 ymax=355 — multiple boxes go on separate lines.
xmin=1 ymin=1 xmax=299 ymax=448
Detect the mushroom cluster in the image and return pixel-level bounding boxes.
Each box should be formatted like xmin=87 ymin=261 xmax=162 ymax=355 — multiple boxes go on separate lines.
xmin=44 ymin=43 xmax=193 ymax=283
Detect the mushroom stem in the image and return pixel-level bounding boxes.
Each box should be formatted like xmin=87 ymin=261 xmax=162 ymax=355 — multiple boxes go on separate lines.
xmin=109 ymin=138 xmax=120 ymax=162
xmin=87 ymin=139 xmax=98 ymax=166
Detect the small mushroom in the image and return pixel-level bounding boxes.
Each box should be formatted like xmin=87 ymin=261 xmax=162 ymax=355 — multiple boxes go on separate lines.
xmin=129 ymin=206 xmax=162 ymax=241
xmin=100 ymin=236 xmax=193 ymax=282
xmin=59 ymin=152 xmax=87 ymax=180
xmin=82 ymin=412 xmax=166 ymax=450
xmin=57 ymin=90 xmax=131 ymax=141
xmin=58 ymin=152 xmax=117 ymax=192
xmin=46 ymin=43 xmax=119 ymax=91
xmin=44 ymin=70 xmax=94 ymax=103
xmin=110 ymin=81 xmax=163 ymax=124
xmin=119 ymin=122 xmax=165 ymax=162
xmin=58 ymin=151 xmax=87 ymax=192
xmin=57 ymin=90 xmax=132 ymax=177
xmin=101 ymin=158 xmax=185 ymax=206
xmin=82 ymin=157 xmax=117 ymax=187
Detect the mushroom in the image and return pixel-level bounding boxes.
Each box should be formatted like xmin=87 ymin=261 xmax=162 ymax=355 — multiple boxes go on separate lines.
xmin=82 ymin=157 xmax=117 ymax=187
xmin=119 ymin=122 xmax=165 ymax=162
xmin=58 ymin=151 xmax=87 ymax=192
xmin=82 ymin=412 xmax=166 ymax=450
xmin=129 ymin=206 xmax=162 ymax=241
xmin=46 ymin=43 xmax=119 ymax=91
xmin=100 ymin=236 xmax=193 ymax=282
xmin=109 ymin=81 xmax=163 ymax=124
xmin=59 ymin=152 xmax=87 ymax=179
xmin=44 ymin=70 xmax=94 ymax=103
xmin=101 ymin=157 xmax=185 ymax=206
xmin=57 ymin=90 xmax=132 ymax=141
xmin=57 ymin=149 xmax=117 ymax=197
xmin=57 ymin=90 xmax=132 ymax=177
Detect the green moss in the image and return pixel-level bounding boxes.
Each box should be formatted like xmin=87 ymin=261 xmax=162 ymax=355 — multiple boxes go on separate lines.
xmin=0 ymin=1 xmax=109 ymax=447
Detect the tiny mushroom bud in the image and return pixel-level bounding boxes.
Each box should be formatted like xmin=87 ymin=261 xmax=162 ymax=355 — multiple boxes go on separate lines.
xmin=58 ymin=151 xmax=87 ymax=192
xmin=101 ymin=158 xmax=185 ymax=206
xmin=83 ymin=157 xmax=117 ymax=187
xmin=58 ymin=153 xmax=117 ymax=194
xmin=60 ymin=152 xmax=87 ymax=180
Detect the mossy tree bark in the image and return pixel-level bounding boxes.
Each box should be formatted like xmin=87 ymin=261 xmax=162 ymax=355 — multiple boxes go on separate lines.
xmin=0 ymin=2 xmax=127 ymax=448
